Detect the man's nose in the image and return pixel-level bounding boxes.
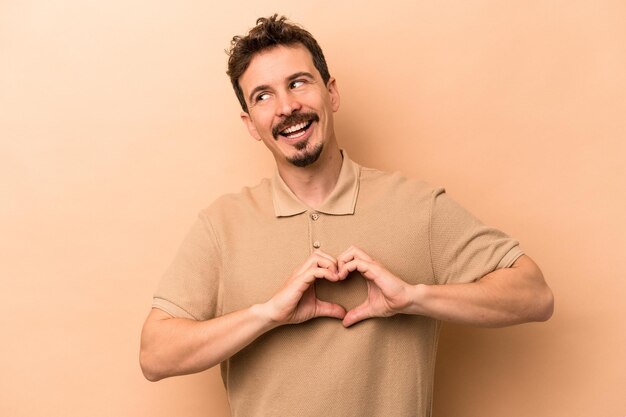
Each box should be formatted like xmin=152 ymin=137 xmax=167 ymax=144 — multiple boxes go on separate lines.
xmin=276 ymin=91 xmax=302 ymax=116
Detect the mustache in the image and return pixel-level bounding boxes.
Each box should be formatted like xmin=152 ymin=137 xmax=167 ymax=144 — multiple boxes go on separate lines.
xmin=272 ymin=112 xmax=320 ymax=139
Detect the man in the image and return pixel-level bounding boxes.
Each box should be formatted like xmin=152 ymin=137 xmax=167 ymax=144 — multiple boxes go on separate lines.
xmin=140 ymin=15 xmax=553 ymax=417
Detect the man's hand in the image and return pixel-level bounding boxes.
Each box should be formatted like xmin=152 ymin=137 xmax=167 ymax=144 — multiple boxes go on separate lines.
xmin=337 ymin=246 xmax=413 ymax=327
xmin=261 ymin=250 xmax=347 ymax=325
xmin=140 ymin=250 xmax=346 ymax=381
xmin=337 ymin=246 xmax=553 ymax=328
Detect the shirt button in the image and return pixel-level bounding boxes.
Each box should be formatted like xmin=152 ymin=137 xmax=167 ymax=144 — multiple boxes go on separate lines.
xmin=313 ymin=241 xmax=321 ymax=249
xmin=311 ymin=213 xmax=320 ymax=221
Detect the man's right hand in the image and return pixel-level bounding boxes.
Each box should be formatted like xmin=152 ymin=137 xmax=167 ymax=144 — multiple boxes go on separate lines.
xmin=260 ymin=250 xmax=347 ymax=325
xmin=140 ymin=250 xmax=346 ymax=381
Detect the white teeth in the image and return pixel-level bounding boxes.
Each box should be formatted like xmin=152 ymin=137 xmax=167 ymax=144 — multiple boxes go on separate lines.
xmin=286 ymin=129 xmax=306 ymax=139
xmin=282 ymin=122 xmax=308 ymax=134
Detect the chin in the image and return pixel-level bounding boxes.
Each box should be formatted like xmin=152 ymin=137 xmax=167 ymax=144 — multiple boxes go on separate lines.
xmin=286 ymin=143 xmax=324 ymax=167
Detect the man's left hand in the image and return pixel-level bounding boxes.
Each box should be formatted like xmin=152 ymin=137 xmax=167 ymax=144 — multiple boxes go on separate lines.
xmin=337 ymin=246 xmax=414 ymax=327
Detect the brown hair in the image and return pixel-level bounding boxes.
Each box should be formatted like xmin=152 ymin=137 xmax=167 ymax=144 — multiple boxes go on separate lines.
xmin=226 ymin=14 xmax=331 ymax=113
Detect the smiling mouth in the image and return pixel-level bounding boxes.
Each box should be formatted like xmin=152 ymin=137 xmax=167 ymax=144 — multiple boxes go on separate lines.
xmin=272 ymin=112 xmax=320 ymax=140
xmin=280 ymin=120 xmax=313 ymax=139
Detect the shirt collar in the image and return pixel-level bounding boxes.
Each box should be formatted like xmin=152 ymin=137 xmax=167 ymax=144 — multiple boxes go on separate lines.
xmin=271 ymin=151 xmax=361 ymax=217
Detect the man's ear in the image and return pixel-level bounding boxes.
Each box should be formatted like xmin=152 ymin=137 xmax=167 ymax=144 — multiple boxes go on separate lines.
xmin=327 ymin=77 xmax=340 ymax=112
xmin=240 ymin=111 xmax=261 ymax=141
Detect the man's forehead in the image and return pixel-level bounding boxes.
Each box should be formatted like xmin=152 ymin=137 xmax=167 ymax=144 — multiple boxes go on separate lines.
xmin=240 ymin=44 xmax=318 ymax=89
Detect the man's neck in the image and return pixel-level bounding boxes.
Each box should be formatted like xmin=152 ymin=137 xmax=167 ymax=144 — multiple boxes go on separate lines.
xmin=276 ymin=144 xmax=343 ymax=209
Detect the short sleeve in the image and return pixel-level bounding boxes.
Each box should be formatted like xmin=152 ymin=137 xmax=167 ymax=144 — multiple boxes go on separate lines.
xmin=152 ymin=212 xmax=222 ymax=320
xmin=429 ymin=188 xmax=524 ymax=285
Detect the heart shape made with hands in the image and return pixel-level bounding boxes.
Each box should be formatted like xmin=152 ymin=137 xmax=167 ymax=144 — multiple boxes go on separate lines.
xmin=307 ymin=246 xmax=405 ymax=326
xmin=314 ymin=270 xmax=368 ymax=312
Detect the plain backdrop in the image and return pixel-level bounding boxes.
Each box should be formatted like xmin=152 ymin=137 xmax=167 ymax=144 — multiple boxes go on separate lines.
xmin=1 ymin=1 xmax=625 ymax=416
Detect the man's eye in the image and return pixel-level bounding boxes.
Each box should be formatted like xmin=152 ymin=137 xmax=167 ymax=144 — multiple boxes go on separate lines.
xmin=255 ymin=92 xmax=271 ymax=102
xmin=290 ymin=80 xmax=305 ymax=89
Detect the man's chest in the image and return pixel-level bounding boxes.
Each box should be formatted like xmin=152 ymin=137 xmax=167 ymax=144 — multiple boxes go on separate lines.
xmin=217 ymin=208 xmax=434 ymax=314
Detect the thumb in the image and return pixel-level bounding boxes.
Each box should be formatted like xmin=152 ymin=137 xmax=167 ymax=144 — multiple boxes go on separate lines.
xmin=342 ymin=302 xmax=371 ymax=327
xmin=314 ymin=299 xmax=347 ymax=320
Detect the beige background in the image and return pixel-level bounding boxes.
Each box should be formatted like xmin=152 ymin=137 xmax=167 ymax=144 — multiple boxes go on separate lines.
xmin=1 ymin=1 xmax=625 ymax=416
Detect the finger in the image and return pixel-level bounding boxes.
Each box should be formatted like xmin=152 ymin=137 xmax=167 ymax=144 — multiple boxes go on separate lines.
xmin=337 ymin=246 xmax=372 ymax=271
xmin=295 ymin=267 xmax=341 ymax=291
xmin=314 ymin=299 xmax=346 ymax=320
xmin=294 ymin=250 xmax=337 ymax=275
xmin=342 ymin=302 xmax=371 ymax=327
xmin=313 ymin=252 xmax=339 ymax=274
xmin=336 ymin=246 xmax=355 ymax=267
xmin=311 ymin=266 xmax=341 ymax=282
xmin=338 ymin=257 xmax=379 ymax=280
xmin=313 ymin=249 xmax=338 ymax=265
xmin=338 ymin=245 xmax=373 ymax=262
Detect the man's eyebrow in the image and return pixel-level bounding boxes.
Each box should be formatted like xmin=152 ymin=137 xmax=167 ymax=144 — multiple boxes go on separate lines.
xmin=248 ymin=84 xmax=271 ymax=104
xmin=286 ymin=71 xmax=315 ymax=82
xmin=247 ymin=72 xmax=316 ymax=103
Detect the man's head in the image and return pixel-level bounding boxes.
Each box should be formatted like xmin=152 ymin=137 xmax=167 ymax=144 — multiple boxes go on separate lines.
xmin=227 ymin=14 xmax=331 ymax=113
xmin=227 ymin=15 xmax=340 ymax=169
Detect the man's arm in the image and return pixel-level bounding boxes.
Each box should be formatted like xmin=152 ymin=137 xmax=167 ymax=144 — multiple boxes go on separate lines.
xmin=140 ymin=306 xmax=273 ymax=382
xmin=140 ymin=250 xmax=346 ymax=381
xmin=337 ymin=246 xmax=553 ymax=328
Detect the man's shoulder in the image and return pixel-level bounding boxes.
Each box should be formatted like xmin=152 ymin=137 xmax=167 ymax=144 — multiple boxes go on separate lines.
xmin=199 ymin=177 xmax=274 ymax=220
xmin=358 ymin=165 xmax=444 ymax=202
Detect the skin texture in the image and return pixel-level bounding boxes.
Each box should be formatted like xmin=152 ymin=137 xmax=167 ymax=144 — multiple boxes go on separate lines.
xmin=238 ymin=44 xmax=342 ymax=208
xmin=139 ymin=43 xmax=554 ymax=382
xmin=336 ymin=246 xmax=553 ymax=328
xmin=239 ymin=45 xmax=339 ymax=169
xmin=140 ymin=250 xmax=346 ymax=382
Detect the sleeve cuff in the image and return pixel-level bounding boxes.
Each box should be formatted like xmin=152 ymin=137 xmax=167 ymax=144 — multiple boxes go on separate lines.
xmin=496 ymin=246 xmax=525 ymax=269
xmin=152 ymin=297 xmax=197 ymax=320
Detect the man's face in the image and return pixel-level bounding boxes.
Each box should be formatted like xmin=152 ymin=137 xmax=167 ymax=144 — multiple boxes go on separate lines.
xmin=239 ymin=44 xmax=340 ymax=168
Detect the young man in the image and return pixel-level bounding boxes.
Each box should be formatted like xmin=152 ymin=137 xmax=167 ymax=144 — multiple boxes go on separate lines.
xmin=140 ymin=15 xmax=553 ymax=417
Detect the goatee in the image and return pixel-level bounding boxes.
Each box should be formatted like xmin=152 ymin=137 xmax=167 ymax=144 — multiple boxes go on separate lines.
xmin=287 ymin=143 xmax=324 ymax=167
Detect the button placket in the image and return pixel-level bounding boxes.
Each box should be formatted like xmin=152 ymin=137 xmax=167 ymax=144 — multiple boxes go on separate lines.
xmin=309 ymin=211 xmax=322 ymax=250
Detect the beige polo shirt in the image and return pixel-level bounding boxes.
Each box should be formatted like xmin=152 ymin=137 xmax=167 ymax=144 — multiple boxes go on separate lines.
xmin=153 ymin=152 xmax=523 ymax=417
